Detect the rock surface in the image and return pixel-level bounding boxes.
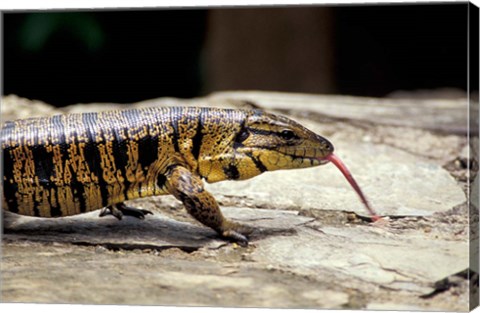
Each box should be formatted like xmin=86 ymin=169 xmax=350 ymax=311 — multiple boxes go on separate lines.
xmin=1 ymin=92 xmax=477 ymax=311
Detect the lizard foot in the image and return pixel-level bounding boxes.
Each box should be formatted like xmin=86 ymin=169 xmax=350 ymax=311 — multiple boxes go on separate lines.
xmin=221 ymin=222 xmax=254 ymax=247
xmin=99 ymin=203 xmax=153 ymax=220
xmin=99 ymin=205 xmax=123 ymax=220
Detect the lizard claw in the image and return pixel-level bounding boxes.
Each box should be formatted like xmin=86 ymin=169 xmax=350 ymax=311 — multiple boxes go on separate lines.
xmin=222 ymin=229 xmax=249 ymax=247
xmin=220 ymin=221 xmax=254 ymax=246
xmin=99 ymin=203 xmax=153 ymax=220
xmin=99 ymin=205 xmax=123 ymax=220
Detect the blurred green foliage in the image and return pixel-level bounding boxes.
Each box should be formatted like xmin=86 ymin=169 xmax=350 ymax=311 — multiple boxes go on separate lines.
xmin=19 ymin=13 xmax=104 ymax=52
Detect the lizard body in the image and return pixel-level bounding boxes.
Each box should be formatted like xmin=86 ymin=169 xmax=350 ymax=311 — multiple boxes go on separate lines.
xmin=2 ymin=106 xmax=333 ymax=244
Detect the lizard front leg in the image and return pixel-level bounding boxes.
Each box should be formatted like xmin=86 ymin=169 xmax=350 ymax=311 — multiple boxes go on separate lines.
xmin=166 ymin=165 xmax=253 ymax=245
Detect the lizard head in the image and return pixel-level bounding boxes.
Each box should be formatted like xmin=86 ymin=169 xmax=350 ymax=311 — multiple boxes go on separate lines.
xmin=196 ymin=109 xmax=380 ymax=221
xmin=198 ymin=109 xmax=334 ymax=183
xmin=232 ymin=110 xmax=334 ymax=172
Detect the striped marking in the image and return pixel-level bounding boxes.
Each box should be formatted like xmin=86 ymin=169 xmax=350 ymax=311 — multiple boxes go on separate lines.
xmin=246 ymin=152 xmax=267 ymax=173
xmin=191 ymin=108 xmax=204 ymax=160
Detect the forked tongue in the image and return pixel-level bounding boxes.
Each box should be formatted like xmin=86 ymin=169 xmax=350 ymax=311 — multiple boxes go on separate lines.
xmin=325 ymin=153 xmax=381 ymax=222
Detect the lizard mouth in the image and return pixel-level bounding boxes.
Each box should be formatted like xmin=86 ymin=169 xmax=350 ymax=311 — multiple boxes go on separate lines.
xmin=317 ymin=156 xmax=331 ymax=165
xmin=307 ymin=157 xmax=330 ymax=166
xmin=313 ymin=150 xmax=334 ymax=165
xmin=293 ymin=153 xmax=331 ymax=166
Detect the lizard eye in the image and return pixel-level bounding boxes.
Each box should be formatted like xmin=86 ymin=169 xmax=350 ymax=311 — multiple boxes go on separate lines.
xmin=280 ymin=129 xmax=296 ymax=140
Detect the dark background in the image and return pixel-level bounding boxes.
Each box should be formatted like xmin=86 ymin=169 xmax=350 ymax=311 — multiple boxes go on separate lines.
xmin=3 ymin=3 xmax=476 ymax=107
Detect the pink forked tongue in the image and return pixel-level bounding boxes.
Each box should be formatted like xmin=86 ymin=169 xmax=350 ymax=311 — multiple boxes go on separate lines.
xmin=325 ymin=153 xmax=381 ymax=222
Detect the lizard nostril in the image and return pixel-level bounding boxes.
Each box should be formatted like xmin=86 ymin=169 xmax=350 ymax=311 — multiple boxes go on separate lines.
xmin=324 ymin=141 xmax=334 ymax=152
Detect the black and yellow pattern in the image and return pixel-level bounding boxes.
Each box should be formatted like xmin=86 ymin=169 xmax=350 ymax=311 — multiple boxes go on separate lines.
xmin=2 ymin=106 xmax=333 ymax=244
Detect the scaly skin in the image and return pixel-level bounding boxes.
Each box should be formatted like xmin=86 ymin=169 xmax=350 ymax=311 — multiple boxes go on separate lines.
xmin=2 ymin=107 xmax=333 ymax=244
